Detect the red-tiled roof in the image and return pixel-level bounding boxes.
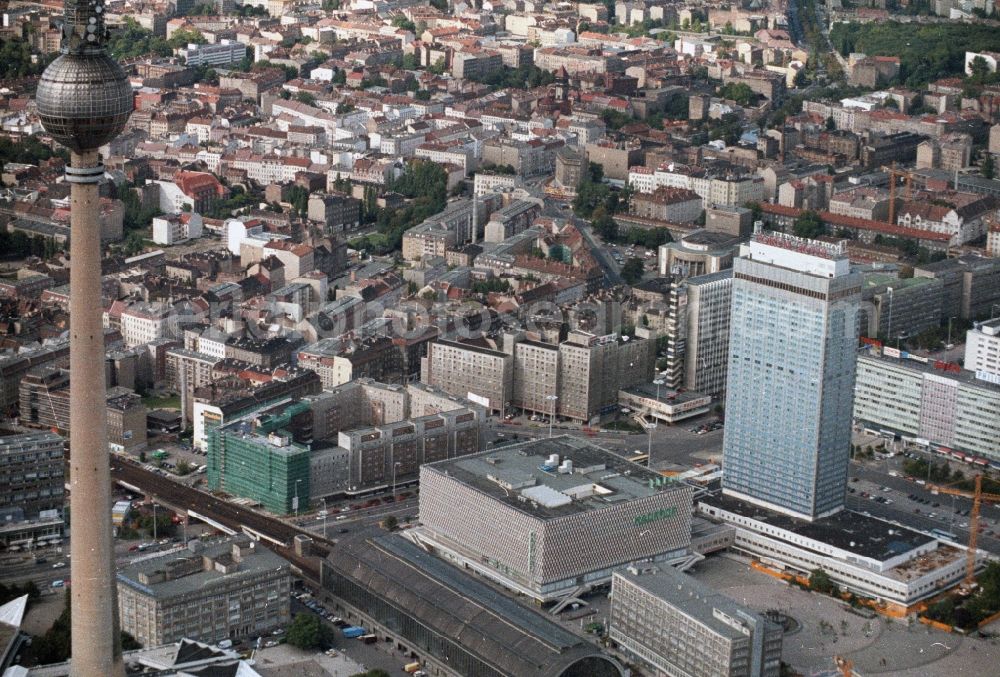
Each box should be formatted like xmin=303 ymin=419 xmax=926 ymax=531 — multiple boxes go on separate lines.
xmin=759 ymin=203 xmax=951 ymax=242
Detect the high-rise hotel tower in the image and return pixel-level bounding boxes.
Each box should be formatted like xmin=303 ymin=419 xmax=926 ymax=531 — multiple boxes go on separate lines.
xmin=722 ymin=232 xmax=861 ymax=521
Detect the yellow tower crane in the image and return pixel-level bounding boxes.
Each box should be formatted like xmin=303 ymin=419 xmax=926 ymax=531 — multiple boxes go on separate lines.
xmin=927 ymin=475 xmax=1000 ymax=590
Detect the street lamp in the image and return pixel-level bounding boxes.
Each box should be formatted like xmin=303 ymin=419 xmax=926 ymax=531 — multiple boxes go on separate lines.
xmin=947 ymin=316 xmax=956 ymax=347
xmin=546 ymin=395 xmax=559 ymax=438
xmin=650 ymin=379 xmax=664 ymax=458
xmin=322 ymin=497 xmax=328 ymax=539
xmin=885 ymin=287 xmax=894 ymax=345
xmin=392 ymin=461 xmax=402 ymax=498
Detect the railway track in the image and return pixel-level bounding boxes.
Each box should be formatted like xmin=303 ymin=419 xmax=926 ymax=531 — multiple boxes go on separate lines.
xmin=110 ymin=458 xmax=329 ymax=579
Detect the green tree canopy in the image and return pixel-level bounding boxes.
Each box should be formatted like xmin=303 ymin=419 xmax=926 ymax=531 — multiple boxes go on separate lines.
xmin=168 ymin=28 xmax=208 ymax=50
xmin=792 ymin=210 xmax=825 ymax=239
xmin=621 ymin=257 xmax=645 ymax=285
xmin=0 ymin=38 xmax=57 ymax=79
xmin=285 ymin=612 xmax=331 ymax=650
xmin=107 ymin=18 xmax=172 ymax=60
xmin=718 ymin=82 xmax=759 ymax=107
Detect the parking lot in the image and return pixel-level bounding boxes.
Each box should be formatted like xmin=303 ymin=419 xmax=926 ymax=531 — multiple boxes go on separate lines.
xmin=848 ymin=447 xmax=1000 ymax=555
xmin=289 ymin=594 xmax=426 ymax=675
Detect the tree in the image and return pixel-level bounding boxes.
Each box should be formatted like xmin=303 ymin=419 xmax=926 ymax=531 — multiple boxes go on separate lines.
xmin=793 ymin=210 xmax=825 ymax=239
xmin=717 ymin=82 xmax=758 ymax=107
xmin=382 ymin=515 xmax=398 ymax=530
xmin=32 ymin=593 xmax=144 ymax=662
xmin=621 ymin=257 xmax=645 ymax=285
xmin=429 ymin=57 xmax=446 ymax=75
xmin=970 ymin=55 xmax=991 ymax=79
xmin=809 ymin=568 xmax=837 ymax=595
xmin=591 ymin=206 xmax=618 ymax=241
xmin=167 ymin=28 xmax=207 ymax=50
xmin=296 ymin=91 xmax=317 ymax=106
xmin=391 ymin=14 xmax=416 ymax=32
xmin=122 ymin=231 xmax=146 ymax=257
xmin=350 ymin=671 xmax=392 ymax=677
xmin=286 ymin=612 xmax=330 ymax=650
xmin=982 ymin=153 xmax=995 ymax=180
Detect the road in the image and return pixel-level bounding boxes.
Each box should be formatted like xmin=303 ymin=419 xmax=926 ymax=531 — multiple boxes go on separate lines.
xmin=294 ymin=497 xmax=419 ymax=539
xmin=849 ymin=460 xmax=1000 ymax=555
xmin=541 ymin=197 xmax=623 ymax=287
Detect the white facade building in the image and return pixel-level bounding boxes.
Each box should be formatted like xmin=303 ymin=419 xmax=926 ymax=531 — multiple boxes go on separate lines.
xmin=179 ymin=40 xmax=247 ymax=67
xmin=120 ymin=303 xmax=174 ymax=348
xmin=151 ymin=212 xmax=204 ymax=245
xmin=964 ymin=318 xmax=1000 ymax=379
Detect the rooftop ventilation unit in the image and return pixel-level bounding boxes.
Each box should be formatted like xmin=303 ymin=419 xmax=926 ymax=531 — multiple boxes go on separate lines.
xmin=521 ymin=484 xmax=572 ymax=508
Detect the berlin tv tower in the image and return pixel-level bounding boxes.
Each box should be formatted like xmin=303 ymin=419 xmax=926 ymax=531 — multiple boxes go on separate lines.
xmin=35 ymin=1 xmax=133 ymax=674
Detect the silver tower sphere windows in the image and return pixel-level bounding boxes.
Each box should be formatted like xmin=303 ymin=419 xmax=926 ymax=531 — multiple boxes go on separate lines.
xmin=36 ymin=0 xmax=132 ymax=153
xmin=35 ymin=52 xmax=133 ymax=153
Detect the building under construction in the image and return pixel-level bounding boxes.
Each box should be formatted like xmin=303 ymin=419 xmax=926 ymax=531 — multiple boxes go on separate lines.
xmin=207 ymin=402 xmax=311 ymax=514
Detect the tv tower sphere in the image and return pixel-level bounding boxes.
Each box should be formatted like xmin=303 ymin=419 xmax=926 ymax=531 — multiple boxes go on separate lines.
xmin=35 ymin=0 xmax=132 ymax=152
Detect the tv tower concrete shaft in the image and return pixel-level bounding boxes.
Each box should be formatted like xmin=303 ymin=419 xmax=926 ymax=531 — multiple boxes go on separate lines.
xmin=36 ymin=0 xmax=134 ymax=668
xmin=68 ymin=149 xmax=124 ymax=677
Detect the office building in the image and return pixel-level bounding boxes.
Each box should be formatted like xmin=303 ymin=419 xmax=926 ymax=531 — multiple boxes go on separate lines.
xmin=192 ymin=370 xmax=322 ymax=450
xmin=179 ymin=40 xmax=247 ymax=68
xmin=165 ymin=347 xmax=222 ymax=420
xmin=335 ymin=407 xmax=485 ymax=495
xmin=557 ymin=331 xmax=655 ymax=422
xmin=120 ymin=302 xmax=174 ymax=348
xmin=0 ymin=432 xmax=64 ymax=519
xmin=610 ymin=564 xmax=783 ymax=677
xmin=117 ymin=535 xmax=291 ymax=647
xmin=19 ymin=369 xmax=146 ymax=448
xmin=913 ymin=254 xmax=1000 ymax=321
xmin=207 ymin=402 xmax=311 ymax=514
xmin=0 ymin=339 xmax=72 ymax=410
xmin=723 ymin=233 xmax=861 ymax=520
xmin=217 ymin=380 xmax=489 ymax=500
xmin=512 ymin=340 xmax=560 ymax=415
xmin=964 ymin=318 xmax=1000 ymax=378
xmin=412 ymin=437 xmax=693 ymax=602
xmin=106 ymin=387 xmax=148 ymax=453
xmin=321 ymin=534 xmax=624 ymax=677
xmin=421 ymin=339 xmax=513 ymax=414
xmin=684 ymin=270 xmax=733 ymax=398
xmin=861 ymin=274 xmax=944 ymax=341
xmin=854 ymin=349 xmax=1000 ymax=461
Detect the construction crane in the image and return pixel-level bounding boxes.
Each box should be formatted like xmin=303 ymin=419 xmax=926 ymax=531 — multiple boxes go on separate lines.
xmin=882 ymin=161 xmax=914 ymax=226
xmin=927 ymin=474 xmax=1000 ymax=590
